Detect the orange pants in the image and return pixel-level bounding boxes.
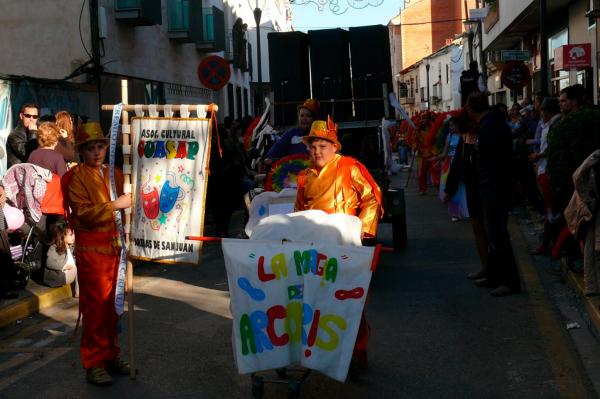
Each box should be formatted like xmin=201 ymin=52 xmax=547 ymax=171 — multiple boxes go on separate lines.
xmin=76 ymin=231 xmax=120 ymax=369
xmin=417 ymin=156 xmax=432 ymax=193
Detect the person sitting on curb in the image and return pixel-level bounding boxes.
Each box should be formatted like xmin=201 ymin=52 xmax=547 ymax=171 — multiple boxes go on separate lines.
xmin=44 ymin=218 xmax=78 ymax=297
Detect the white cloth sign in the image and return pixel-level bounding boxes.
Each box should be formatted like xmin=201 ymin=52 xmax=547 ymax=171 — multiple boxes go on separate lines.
xmin=222 ymin=239 xmax=374 ymax=382
xmin=250 ymin=210 xmax=363 ymax=247
xmin=130 ymin=117 xmax=211 ymax=263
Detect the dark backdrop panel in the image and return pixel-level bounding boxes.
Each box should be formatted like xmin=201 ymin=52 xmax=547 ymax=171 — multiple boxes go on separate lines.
xmin=308 ymin=29 xmax=352 ymax=121
xmin=349 ymin=25 xmax=393 ymax=121
xmin=268 ymin=31 xmax=310 ymax=126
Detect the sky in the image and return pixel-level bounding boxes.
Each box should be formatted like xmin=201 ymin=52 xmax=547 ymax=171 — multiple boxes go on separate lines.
xmin=290 ymin=0 xmax=404 ymax=31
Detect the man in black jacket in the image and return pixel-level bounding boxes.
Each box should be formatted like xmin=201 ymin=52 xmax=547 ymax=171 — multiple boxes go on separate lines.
xmin=7 ymin=102 xmax=39 ymax=168
xmin=467 ymin=91 xmax=521 ymax=296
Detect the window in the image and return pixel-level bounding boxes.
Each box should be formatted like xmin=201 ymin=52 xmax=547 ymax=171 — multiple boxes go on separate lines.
xmin=227 ymin=84 xmax=235 ymax=119
xmin=236 ymin=86 xmax=242 ymax=120
xmin=446 ymin=64 xmax=449 ymax=84
xmin=550 ymin=67 xmax=569 ymax=96
xmin=548 ymin=29 xmax=568 ymax=60
xmin=420 ymin=87 xmax=425 ymax=101
xmin=588 ymin=0 xmax=598 ymax=28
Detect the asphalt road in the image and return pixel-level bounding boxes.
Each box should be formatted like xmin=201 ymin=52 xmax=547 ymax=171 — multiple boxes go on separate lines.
xmin=0 ymin=174 xmax=598 ymax=398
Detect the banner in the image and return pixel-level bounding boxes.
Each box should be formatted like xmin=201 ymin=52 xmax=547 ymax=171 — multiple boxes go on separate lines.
xmin=222 ymin=239 xmax=374 ymax=382
xmin=108 ymin=104 xmax=127 ymax=314
xmin=0 ymin=81 xmax=12 ymax=176
xmin=130 ymin=117 xmax=211 ymax=263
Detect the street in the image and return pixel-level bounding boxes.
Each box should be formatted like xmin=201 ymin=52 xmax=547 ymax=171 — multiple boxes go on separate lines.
xmin=1 ymin=174 xmax=599 ymax=399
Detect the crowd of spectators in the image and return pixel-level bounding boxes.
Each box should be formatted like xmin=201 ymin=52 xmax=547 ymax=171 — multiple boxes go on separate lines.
xmin=392 ymin=84 xmax=600 ymax=295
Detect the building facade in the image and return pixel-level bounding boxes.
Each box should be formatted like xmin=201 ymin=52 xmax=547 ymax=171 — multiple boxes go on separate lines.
xmin=481 ymin=0 xmax=598 ymax=105
xmin=0 ymin=0 xmax=292 ymax=124
xmin=391 ymin=0 xmax=475 ymax=71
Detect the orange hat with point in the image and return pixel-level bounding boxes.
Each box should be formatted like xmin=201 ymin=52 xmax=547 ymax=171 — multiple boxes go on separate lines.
xmin=76 ymin=122 xmax=108 ymax=148
xmin=297 ymin=99 xmax=320 ymax=118
xmin=302 ymin=116 xmax=341 ymax=150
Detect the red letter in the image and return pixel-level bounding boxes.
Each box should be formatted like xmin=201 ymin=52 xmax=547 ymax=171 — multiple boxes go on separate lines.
xmin=258 ymin=256 xmax=275 ymax=282
xmin=176 ymin=140 xmax=187 ymax=159
xmin=267 ymin=305 xmax=289 ymax=346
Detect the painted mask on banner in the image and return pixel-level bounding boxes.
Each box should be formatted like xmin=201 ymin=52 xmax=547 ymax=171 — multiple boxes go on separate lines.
xmin=142 ymin=186 xmax=160 ymax=219
xmin=159 ymin=173 xmax=184 ymax=213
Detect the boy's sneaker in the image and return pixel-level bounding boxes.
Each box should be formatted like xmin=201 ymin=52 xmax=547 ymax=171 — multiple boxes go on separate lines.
xmin=86 ymin=367 xmax=112 ymax=385
xmin=106 ymin=358 xmax=131 ymax=375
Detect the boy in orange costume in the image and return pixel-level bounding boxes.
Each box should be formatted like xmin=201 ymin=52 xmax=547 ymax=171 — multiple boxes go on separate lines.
xmin=295 ymin=117 xmax=383 ymax=375
xmin=62 ymin=122 xmax=132 ymax=385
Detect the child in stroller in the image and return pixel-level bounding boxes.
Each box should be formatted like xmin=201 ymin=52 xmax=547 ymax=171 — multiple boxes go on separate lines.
xmin=1 ymin=162 xmax=65 ymax=288
xmin=0 ymin=183 xmax=24 ymax=298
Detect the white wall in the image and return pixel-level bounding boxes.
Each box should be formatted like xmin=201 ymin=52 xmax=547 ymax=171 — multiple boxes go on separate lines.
xmin=482 ymin=0 xmax=535 ymax=50
xmin=0 ymin=0 xmax=91 ymax=79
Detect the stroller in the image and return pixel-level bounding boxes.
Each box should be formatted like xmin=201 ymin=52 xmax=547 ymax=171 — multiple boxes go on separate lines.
xmin=1 ymin=163 xmax=64 ymax=288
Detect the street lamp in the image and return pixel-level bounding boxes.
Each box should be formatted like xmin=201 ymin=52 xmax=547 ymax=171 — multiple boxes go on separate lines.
xmin=250 ymin=0 xmax=267 ymax=114
xmin=425 ymin=63 xmax=431 ymax=110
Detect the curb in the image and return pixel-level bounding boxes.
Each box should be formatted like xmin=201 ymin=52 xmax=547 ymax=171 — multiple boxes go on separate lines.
xmin=0 ymin=283 xmax=73 ymax=328
xmin=565 ymin=269 xmax=600 ymax=336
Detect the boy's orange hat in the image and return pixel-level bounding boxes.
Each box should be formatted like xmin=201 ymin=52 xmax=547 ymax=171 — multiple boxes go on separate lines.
xmin=302 ymin=116 xmax=341 ymax=150
xmin=76 ymin=122 xmax=108 ymax=148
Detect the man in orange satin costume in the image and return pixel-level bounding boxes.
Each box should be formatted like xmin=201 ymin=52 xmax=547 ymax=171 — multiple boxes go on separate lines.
xmin=295 ymin=116 xmax=383 ymax=372
xmin=62 ymin=122 xmax=132 ymax=385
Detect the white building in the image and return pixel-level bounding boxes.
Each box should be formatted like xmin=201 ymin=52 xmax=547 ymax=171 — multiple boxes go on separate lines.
xmin=396 ymin=39 xmax=464 ymax=116
xmin=0 ymin=0 xmax=293 ymax=123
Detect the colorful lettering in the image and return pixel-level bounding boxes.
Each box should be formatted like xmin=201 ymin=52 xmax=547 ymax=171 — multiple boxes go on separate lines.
xmin=257 ymin=256 xmax=275 ymax=282
xmin=316 ymin=315 xmax=346 ymax=351
xmin=166 ymin=140 xmax=177 ymax=159
xmin=287 ymin=284 xmax=303 ymax=300
xmin=285 ymin=301 xmax=303 ymax=344
xmin=271 ymin=253 xmax=287 ymax=280
xmin=176 ymin=141 xmax=187 ymax=159
xmin=324 ymin=258 xmax=338 ymax=282
xmin=249 ymin=311 xmax=273 ymax=353
xmin=187 ymin=141 xmax=199 ymax=160
xmin=240 ymin=314 xmax=256 ymax=355
xmin=266 ymin=305 xmax=288 ymax=346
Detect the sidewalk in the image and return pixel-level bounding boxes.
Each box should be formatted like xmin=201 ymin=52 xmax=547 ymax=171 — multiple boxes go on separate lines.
xmin=0 ymin=210 xmax=245 ymax=329
xmin=514 ymin=210 xmax=600 ymax=337
xmin=0 ymin=279 xmax=72 ymax=328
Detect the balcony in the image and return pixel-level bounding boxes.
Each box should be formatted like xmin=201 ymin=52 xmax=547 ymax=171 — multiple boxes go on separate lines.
xmin=399 ymin=97 xmax=415 ymax=105
xmin=114 ymin=0 xmax=162 ymax=26
xmin=195 ymin=7 xmax=226 ymax=52
xmin=167 ymin=0 xmax=203 ymax=43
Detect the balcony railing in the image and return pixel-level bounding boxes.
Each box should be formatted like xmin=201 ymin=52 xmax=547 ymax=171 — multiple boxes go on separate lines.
xmin=114 ymin=0 xmax=162 ymax=26
xmin=399 ymin=97 xmax=415 ymax=105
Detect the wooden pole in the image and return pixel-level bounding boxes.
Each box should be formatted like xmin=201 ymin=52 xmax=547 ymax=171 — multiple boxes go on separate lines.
xmin=101 ymin=104 xmax=219 ymax=113
xmin=119 ymin=80 xmax=137 ymax=380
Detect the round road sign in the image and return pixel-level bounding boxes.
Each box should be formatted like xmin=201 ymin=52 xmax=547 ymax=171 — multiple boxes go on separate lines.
xmin=198 ymin=55 xmax=231 ymax=91
xmin=500 ymin=61 xmax=531 ymax=91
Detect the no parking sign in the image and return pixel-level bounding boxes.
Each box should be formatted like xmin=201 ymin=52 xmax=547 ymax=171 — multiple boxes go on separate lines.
xmin=198 ymin=55 xmax=231 ymax=91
